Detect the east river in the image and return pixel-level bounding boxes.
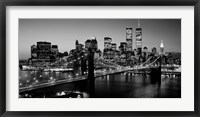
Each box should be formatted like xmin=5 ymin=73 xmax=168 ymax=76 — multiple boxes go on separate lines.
xmin=19 ymin=68 xmax=181 ymax=98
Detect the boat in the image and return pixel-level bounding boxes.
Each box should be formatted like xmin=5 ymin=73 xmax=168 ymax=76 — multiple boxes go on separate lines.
xmin=53 ymin=91 xmax=83 ymax=98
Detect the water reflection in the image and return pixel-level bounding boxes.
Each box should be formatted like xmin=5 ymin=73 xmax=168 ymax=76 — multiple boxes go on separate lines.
xmin=19 ymin=70 xmax=181 ymax=98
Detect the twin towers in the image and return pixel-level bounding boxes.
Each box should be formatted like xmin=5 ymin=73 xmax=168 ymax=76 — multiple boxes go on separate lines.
xmin=126 ymin=19 xmax=142 ymax=55
xmin=126 ymin=19 xmax=164 ymax=55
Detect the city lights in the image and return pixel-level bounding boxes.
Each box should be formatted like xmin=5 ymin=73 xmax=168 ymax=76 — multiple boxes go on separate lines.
xmin=19 ymin=19 xmax=181 ymax=98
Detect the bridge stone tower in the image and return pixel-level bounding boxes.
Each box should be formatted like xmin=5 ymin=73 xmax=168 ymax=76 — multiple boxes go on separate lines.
xmin=87 ymin=47 xmax=95 ymax=97
xmin=87 ymin=48 xmax=94 ymax=80
xmin=150 ymin=66 xmax=161 ymax=86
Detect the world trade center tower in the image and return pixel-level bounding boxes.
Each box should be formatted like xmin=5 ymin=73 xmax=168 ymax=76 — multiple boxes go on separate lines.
xmin=126 ymin=27 xmax=133 ymax=51
xmin=136 ymin=19 xmax=142 ymax=55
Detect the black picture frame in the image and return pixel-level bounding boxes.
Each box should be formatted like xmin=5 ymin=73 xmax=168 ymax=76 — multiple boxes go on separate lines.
xmin=0 ymin=0 xmax=200 ymax=117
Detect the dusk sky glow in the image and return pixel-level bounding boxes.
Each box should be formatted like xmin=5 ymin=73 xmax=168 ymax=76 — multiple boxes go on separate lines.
xmin=19 ymin=19 xmax=181 ymax=59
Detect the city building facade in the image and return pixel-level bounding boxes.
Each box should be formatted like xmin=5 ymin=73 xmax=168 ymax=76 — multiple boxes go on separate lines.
xmin=104 ymin=37 xmax=112 ymax=50
xmin=136 ymin=20 xmax=142 ymax=55
xmin=30 ymin=41 xmax=60 ymax=67
xmin=126 ymin=28 xmax=133 ymax=51
xmin=111 ymin=43 xmax=117 ymax=51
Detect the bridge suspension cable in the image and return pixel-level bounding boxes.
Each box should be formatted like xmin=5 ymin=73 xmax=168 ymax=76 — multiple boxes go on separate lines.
xmin=139 ymin=56 xmax=152 ymax=66
xmin=94 ymin=57 xmax=123 ymax=69
xmin=147 ymin=57 xmax=160 ymax=66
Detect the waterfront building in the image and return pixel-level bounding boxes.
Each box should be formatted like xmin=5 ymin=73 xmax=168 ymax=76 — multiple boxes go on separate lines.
xmin=36 ymin=41 xmax=51 ymax=59
xmin=30 ymin=41 xmax=62 ymax=66
xmin=51 ymin=45 xmax=59 ymax=57
xmin=31 ymin=44 xmax=37 ymax=59
xmin=30 ymin=41 xmax=52 ymax=66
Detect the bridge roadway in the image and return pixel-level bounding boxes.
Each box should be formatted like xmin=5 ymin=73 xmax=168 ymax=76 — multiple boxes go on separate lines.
xmin=19 ymin=66 xmax=181 ymax=93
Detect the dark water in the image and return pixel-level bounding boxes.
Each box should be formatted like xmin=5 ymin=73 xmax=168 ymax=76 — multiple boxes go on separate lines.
xmin=19 ymin=70 xmax=181 ymax=98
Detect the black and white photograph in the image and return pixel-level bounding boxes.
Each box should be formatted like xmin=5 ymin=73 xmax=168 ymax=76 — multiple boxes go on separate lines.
xmin=18 ymin=19 xmax=181 ymax=98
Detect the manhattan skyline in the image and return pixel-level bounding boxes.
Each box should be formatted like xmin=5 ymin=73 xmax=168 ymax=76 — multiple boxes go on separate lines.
xmin=19 ymin=19 xmax=181 ymax=60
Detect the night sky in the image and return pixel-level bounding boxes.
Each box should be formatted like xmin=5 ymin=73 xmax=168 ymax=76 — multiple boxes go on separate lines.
xmin=19 ymin=19 xmax=181 ymax=60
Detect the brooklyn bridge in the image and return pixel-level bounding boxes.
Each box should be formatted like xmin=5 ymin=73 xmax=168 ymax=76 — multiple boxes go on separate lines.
xmin=19 ymin=49 xmax=181 ymax=96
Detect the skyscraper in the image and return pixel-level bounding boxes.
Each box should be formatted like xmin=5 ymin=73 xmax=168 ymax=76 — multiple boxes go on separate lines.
xmin=30 ymin=41 xmax=52 ymax=66
xmin=75 ymin=40 xmax=79 ymax=49
xmin=31 ymin=44 xmax=37 ymax=59
xmin=136 ymin=19 xmax=142 ymax=55
xmin=85 ymin=39 xmax=92 ymax=50
xmin=111 ymin=43 xmax=117 ymax=51
xmin=51 ymin=45 xmax=59 ymax=57
xmin=103 ymin=37 xmax=114 ymax=60
xmin=152 ymin=47 xmax=157 ymax=55
xmin=104 ymin=37 xmax=112 ymax=50
xmin=120 ymin=42 xmax=127 ymax=52
xmin=126 ymin=28 xmax=133 ymax=51
xmin=91 ymin=36 xmax=98 ymax=52
xmin=36 ymin=41 xmax=51 ymax=60
xmin=143 ymin=46 xmax=148 ymax=62
xmin=160 ymin=40 xmax=164 ymax=55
